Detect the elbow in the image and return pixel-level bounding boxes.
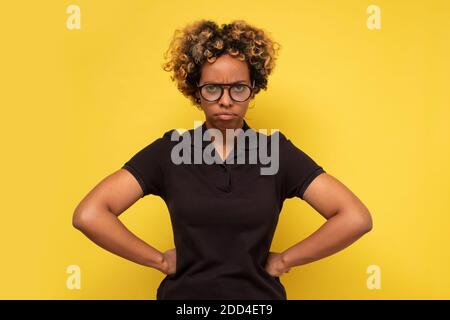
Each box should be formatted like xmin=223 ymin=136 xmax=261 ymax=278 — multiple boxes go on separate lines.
xmin=73 ymin=201 xmax=112 ymax=231
xmin=340 ymin=205 xmax=373 ymax=235
xmin=355 ymin=208 xmax=373 ymax=234
xmin=362 ymin=218 xmax=373 ymax=234
xmin=72 ymin=210 xmax=86 ymax=230
xmin=72 ymin=208 xmax=96 ymax=231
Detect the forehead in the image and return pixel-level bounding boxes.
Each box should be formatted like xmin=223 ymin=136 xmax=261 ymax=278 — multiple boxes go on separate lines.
xmin=200 ymin=54 xmax=250 ymax=82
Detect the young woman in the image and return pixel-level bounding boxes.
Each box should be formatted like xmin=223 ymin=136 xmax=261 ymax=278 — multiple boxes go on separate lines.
xmin=73 ymin=19 xmax=373 ymax=300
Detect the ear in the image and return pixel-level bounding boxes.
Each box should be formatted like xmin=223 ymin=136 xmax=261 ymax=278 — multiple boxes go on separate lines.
xmin=250 ymin=80 xmax=256 ymax=99
xmin=194 ymin=92 xmax=203 ymax=110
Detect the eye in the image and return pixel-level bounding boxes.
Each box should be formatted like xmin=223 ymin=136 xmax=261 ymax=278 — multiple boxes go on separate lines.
xmin=233 ymin=85 xmax=245 ymax=91
xmin=205 ymin=84 xmax=219 ymax=92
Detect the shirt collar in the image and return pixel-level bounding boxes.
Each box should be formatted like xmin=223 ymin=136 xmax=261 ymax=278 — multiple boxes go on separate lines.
xmin=191 ymin=119 xmax=258 ymax=150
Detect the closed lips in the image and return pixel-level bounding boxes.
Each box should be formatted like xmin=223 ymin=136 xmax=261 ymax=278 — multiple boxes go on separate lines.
xmin=215 ymin=113 xmax=237 ymax=120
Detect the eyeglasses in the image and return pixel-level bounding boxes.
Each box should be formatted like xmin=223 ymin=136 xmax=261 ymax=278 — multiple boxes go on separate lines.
xmin=196 ymin=81 xmax=255 ymax=102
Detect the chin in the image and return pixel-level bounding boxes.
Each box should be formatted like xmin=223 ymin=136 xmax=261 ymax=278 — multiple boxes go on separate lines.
xmin=215 ymin=118 xmax=242 ymax=129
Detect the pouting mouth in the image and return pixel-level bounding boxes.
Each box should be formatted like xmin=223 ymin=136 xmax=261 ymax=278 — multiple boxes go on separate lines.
xmin=214 ymin=112 xmax=237 ymax=116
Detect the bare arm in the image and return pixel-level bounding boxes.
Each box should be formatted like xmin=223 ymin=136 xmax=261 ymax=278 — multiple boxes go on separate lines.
xmin=280 ymin=172 xmax=373 ymax=269
xmin=72 ymin=168 xmax=170 ymax=273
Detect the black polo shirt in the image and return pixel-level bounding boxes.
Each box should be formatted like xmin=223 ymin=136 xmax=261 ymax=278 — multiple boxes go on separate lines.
xmin=121 ymin=120 xmax=326 ymax=300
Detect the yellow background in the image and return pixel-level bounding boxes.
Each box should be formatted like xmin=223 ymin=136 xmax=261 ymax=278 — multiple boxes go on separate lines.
xmin=0 ymin=0 xmax=449 ymax=299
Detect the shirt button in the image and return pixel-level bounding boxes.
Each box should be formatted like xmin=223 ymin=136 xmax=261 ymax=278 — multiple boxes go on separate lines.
xmin=215 ymin=165 xmax=232 ymax=192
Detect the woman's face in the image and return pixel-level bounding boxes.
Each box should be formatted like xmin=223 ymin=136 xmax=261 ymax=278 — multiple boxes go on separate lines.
xmin=196 ymin=54 xmax=254 ymax=131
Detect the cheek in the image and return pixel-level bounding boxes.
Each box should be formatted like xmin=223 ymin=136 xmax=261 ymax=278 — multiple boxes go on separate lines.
xmin=201 ymin=104 xmax=216 ymax=118
xmin=239 ymin=103 xmax=250 ymax=114
xmin=201 ymin=102 xmax=249 ymax=116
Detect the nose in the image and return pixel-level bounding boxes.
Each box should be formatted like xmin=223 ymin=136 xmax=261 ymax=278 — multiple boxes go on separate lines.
xmin=218 ymin=87 xmax=233 ymax=107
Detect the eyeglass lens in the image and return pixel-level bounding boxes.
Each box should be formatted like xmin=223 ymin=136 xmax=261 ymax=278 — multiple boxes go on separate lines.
xmin=200 ymin=84 xmax=251 ymax=102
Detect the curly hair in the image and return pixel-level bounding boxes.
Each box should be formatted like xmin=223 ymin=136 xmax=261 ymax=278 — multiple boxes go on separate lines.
xmin=162 ymin=19 xmax=281 ymax=108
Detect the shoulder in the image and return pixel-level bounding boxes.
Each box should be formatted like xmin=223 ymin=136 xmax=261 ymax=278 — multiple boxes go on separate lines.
xmin=272 ymin=130 xmax=304 ymax=153
xmin=257 ymin=129 xmax=290 ymax=151
xmin=162 ymin=128 xmax=193 ymax=141
xmin=126 ymin=128 xmax=179 ymax=160
xmin=144 ymin=128 xmax=186 ymax=146
xmin=270 ymin=130 xmax=322 ymax=170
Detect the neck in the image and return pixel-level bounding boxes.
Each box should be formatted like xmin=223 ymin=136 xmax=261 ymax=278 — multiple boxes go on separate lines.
xmin=204 ymin=118 xmax=244 ymax=146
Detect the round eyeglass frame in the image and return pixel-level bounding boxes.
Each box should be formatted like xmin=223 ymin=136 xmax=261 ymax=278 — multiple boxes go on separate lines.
xmin=196 ymin=80 xmax=255 ymax=103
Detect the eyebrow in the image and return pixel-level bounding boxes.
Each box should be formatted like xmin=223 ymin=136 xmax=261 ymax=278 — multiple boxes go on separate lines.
xmin=201 ymin=80 xmax=248 ymax=85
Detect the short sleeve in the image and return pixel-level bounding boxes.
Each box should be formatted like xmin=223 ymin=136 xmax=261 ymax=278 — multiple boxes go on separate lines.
xmin=280 ymin=135 xmax=326 ymax=200
xmin=121 ymin=137 xmax=166 ymax=198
